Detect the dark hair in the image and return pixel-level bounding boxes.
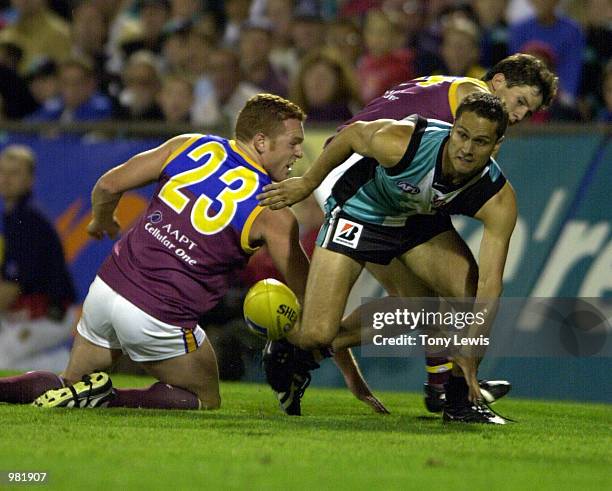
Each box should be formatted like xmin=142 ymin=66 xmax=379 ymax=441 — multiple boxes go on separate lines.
xmin=483 ymin=53 xmax=558 ymax=109
xmin=456 ymin=92 xmax=509 ymax=140
xmin=235 ymin=94 xmax=306 ymax=141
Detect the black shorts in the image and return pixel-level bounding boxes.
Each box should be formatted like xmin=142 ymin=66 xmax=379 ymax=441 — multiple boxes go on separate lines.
xmin=315 ymin=208 xmax=453 ymax=265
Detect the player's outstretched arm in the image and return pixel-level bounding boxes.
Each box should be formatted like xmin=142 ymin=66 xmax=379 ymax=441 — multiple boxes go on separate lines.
xmin=455 ymin=182 xmax=517 ymax=401
xmin=473 ymin=182 xmax=517 ymax=302
xmin=88 ymin=134 xmax=200 ymax=240
xmin=334 ymin=348 xmax=390 ymax=414
xmin=257 ymin=119 xmax=416 ymax=210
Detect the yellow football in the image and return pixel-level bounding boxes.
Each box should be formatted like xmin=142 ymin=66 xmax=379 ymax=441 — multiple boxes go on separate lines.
xmin=243 ymin=279 xmax=300 ymax=340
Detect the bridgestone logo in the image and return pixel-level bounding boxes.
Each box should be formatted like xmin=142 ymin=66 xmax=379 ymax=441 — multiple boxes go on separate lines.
xmin=332 ymin=219 xmax=363 ymax=248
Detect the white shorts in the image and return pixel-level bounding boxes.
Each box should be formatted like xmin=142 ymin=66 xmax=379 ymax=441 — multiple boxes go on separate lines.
xmin=77 ymin=277 xmax=206 ymax=362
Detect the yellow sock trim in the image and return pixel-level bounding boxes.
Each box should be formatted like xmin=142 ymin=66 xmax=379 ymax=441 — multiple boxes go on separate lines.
xmin=426 ymin=362 xmax=453 ymax=374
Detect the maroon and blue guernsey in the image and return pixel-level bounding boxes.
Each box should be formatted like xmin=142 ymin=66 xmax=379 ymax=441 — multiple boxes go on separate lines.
xmin=339 ymin=76 xmax=491 ymax=128
xmin=98 ymin=134 xmax=270 ymax=329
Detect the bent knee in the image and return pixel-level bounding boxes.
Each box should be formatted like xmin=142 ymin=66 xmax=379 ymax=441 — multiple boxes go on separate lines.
xmin=301 ymin=330 xmax=335 ymax=350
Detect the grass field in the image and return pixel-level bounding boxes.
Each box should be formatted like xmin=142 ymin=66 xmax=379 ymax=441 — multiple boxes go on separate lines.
xmin=1 ymin=373 xmax=610 ymax=491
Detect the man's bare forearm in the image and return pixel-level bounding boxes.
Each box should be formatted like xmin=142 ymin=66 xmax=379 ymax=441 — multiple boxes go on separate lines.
xmin=91 ymin=180 xmax=122 ymax=224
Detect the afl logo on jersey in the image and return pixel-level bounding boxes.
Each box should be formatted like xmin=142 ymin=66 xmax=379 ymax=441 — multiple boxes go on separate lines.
xmin=147 ymin=210 xmax=163 ymax=223
xmin=397 ymin=181 xmax=420 ymax=194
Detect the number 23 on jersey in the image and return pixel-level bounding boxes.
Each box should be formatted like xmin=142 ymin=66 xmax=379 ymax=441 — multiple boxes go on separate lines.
xmin=158 ymin=141 xmax=259 ymax=235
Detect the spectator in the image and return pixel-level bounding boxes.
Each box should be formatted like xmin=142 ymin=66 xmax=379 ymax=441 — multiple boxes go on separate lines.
xmin=157 ymin=75 xmax=194 ymax=123
xmin=116 ymin=51 xmax=163 ymax=121
xmin=324 ymin=18 xmax=363 ymax=68
xmin=471 ymin=0 xmax=510 ymax=67
xmin=434 ymin=16 xmax=486 ymax=79
xmin=509 ymin=0 xmax=585 ymax=104
xmin=520 ymin=39 xmax=582 ymax=122
xmin=0 ymin=0 xmax=71 ymax=74
xmin=239 ymin=20 xmax=288 ymax=97
xmin=91 ymin=0 xmax=141 ymax=76
xmin=0 ymin=51 xmax=38 ymax=119
xmin=192 ymin=48 xmax=261 ymax=128
xmin=0 ymin=145 xmax=77 ymax=370
xmin=29 ymin=55 xmax=113 ymax=122
xmin=381 ymin=0 xmax=425 ymax=49
xmin=222 ymin=0 xmax=252 ymax=47
xmin=192 ymin=9 xmax=224 ymax=40
xmin=160 ymin=18 xmax=194 ymax=75
xmin=71 ymin=1 xmax=112 ymax=93
xmin=290 ymin=48 xmax=362 ymax=123
xmin=357 ymin=9 xmax=416 ymax=102
xmin=120 ymin=0 xmax=171 ymax=59
xmin=575 ymin=0 xmax=612 ymax=120
xmin=187 ymin=32 xmax=216 ymax=117
xmin=417 ymin=0 xmax=461 ymax=59
xmin=291 ymin=14 xmax=326 ymax=60
xmin=24 ymin=57 xmax=58 ymax=107
xmin=264 ymin=0 xmax=299 ymax=78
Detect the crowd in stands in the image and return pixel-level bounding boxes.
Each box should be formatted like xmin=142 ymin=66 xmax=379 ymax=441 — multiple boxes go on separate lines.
xmin=0 ymin=0 xmax=609 ymax=129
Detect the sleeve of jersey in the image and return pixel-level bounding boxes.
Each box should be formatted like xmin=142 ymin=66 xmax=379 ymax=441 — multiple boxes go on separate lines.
xmin=238 ymin=172 xmax=273 ymax=255
xmin=445 ymin=171 xmax=507 ymax=217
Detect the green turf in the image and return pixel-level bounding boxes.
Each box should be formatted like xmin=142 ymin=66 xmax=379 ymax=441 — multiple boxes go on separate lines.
xmin=1 ymin=373 xmax=610 ymax=491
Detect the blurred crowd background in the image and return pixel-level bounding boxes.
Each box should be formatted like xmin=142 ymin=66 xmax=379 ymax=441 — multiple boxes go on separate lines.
xmin=0 ymin=0 xmax=609 ymax=130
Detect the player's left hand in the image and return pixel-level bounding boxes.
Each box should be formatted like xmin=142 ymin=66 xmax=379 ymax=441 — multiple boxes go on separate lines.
xmin=257 ymin=177 xmax=313 ymax=210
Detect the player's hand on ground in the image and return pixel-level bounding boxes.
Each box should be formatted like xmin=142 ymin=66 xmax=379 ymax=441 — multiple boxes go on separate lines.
xmin=346 ymin=377 xmax=390 ymax=414
xmin=87 ymin=217 xmax=120 ymax=240
xmin=257 ymin=177 xmax=313 ymax=210
xmin=360 ymin=394 xmax=391 ymax=414
xmin=453 ymin=356 xmax=482 ymax=403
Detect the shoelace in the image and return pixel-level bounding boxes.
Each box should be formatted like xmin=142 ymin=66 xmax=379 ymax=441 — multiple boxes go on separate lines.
xmin=80 ymin=375 xmax=94 ymax=407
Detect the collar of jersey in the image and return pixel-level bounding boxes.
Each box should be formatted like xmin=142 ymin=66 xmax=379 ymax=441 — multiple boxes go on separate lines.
xmin=229 ymin=140 xmax=268 ymax=175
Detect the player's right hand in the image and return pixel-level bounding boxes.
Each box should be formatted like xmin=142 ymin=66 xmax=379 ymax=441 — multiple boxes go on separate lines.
xmin=87 ymin=217 xmax=120 ymax=240
xmin=257 ymin=177 xmax=313 ymax=210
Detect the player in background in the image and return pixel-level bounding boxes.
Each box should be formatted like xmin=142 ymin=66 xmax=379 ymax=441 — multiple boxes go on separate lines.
xmin=0 ymin=94 xmax=385 ymax=412
xmin=265 ymin=53 xmax=558 ymax=415
xmin=260 ymin=93 xmax=518 ymax=423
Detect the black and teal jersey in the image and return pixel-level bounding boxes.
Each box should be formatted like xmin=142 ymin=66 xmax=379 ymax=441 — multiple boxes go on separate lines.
xmin=324 ymin=116 xmax=507 ymax=226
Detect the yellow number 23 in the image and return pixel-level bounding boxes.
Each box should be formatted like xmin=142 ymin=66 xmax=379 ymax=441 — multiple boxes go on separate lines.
xmin=158 ymin=141 xmax=259 ymax=235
